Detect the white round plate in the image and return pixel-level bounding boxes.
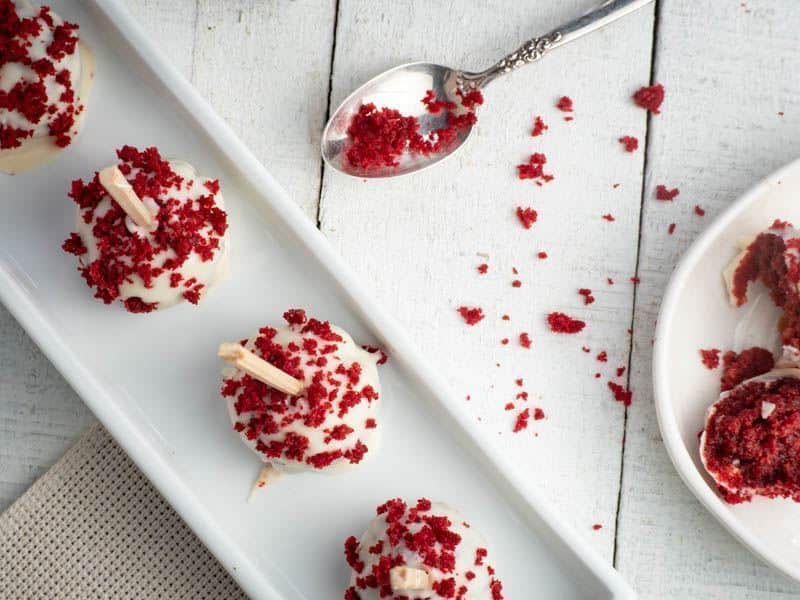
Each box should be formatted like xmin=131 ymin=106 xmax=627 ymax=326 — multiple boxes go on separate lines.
xmin=654 ymin=156 xmax=800 ymax=582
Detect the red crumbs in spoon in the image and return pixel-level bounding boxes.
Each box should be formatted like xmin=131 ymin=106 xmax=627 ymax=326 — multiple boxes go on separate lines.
xmin=458 ymin=306 xmax=485 ymax=326
xmin=345 ymin=89 xmax=481 ymax=169
xmin=655 ymin=185 xmax=680 ymax=201
xmin=619 ymin=136 xmax=639 ymax=152
xmin=547 ymin=312 xmax=586 ymax=334
xmin=531 ymin=115 xmax=548 ymax=137
xmin=700 ymin=348 xmax=721 ymax=369
xmin=516 ymin=206 xmax=538 ymax=229
xmin=720 ymin=347 xmax=775 ymax=392
xmin=632 ymin=83 xmax=664 ymax=113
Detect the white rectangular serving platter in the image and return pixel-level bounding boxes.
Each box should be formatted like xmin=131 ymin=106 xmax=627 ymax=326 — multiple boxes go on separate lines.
xmin=0 ymin=1 xmax=634 ymax=598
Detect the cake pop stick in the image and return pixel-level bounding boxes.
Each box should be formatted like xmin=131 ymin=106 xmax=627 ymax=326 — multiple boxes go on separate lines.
xmin=218 ymin=342 xmax=304 ymax=396
xmin=389 ymin=567 xmax=433 ymax=592
xmin=98 ymin=165 xmax=153 ymax=227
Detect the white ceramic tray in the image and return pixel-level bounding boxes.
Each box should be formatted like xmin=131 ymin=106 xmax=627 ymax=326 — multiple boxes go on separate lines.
xmin=0 ymin=1 xmax=634 ymax=597
xmin=655 ymin=157 xmax=800 ymax=582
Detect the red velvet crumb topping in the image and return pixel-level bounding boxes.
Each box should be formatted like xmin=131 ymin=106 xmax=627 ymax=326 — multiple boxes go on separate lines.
xmin=720 ymin=347 xmax=774 ymax=392
xmin=700 ymin=348 xmax=720 ymax=370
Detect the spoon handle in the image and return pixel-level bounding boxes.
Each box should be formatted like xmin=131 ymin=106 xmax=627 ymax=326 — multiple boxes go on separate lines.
xmin=460 ymin=0 xmax=654 ymax=90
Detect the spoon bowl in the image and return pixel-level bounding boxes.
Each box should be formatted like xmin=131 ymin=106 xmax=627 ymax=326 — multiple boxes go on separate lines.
xmin=321 ymin=62 xmax=471 ymax=179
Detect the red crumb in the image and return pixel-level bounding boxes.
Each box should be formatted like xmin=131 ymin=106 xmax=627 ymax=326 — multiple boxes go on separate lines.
xmin=700 ymin=348 xmax=721 ymax=370
xmin=537 ymin=251 xmax=548 ymax=260
xmin=516 ymin=206 xmax=538 ymax=229
xmin=582 ymin=347 xmax=591 ymax=353
xmin=513 ymin=408 xmax=530 ymax=433
xmin=556 ymin=96 xmax=573 ymax=112
xmin=458 ymin=306 xmax=485 ymax=326
xmin=564 ymin=116 xmax=574 ymax=122
xmin=694 ymin=205 xmax=706 ymax=216
xmin=655 ymin=185 xmax=680 ymax=201
xmin=602 ymin=214 xmax=615 ymax=222
xmin=632 ymin=84 xmax=665 ymax=114
xmin=421 ymin=89 xmax=455 ymax=114
xmin=608 ymin=381 xmax=633 ymax=406
xmin=597 ymin=351 xmax=608 ymax=363
xmin=616 ymin=366 xmax=626 ymax=377
xmin=547 ymin=312 xmax=586 ymax=334
xmin=531 ymin=115 xmax=548 ymax=137
xmin=578 ymin=288 xmax=595 ymax=305
xmin=619 ymin=136 xmax=639 ymax=152
xmin=504 ymin=402 xmax=515 ymax=411
xmin=595 ymin=373 xmax=601 ymax=379
xmin=592 ymin=524 xmax=603 ymax=531
xmin=512 ymin=280 xmax=522 ymax=288
xmin=668 ymin=223 xmax=676 ymax=235
xmin=516 ymin=152 xmax=553 ymax=185
xmin=720 ymin=347 xmax=775 ymax=392
xmin=501 ymin=338 xmax=509 ymax=346
xmin=477 ymin=263 xmax=488 ymax=274
xmin=515 ymin=378 xmax=523 ymax=386
xmin=502 ymin=314 xmax=510 ymax=321
xmin=519 ymin=332 xmax=532 ymax=349
xmin=630 ymin=276 xmax=640 ymax=284
xmin=607 ymin=278 xmax=614 ymax=285
xmin=533 ymin=407 xmax=545 ymax=420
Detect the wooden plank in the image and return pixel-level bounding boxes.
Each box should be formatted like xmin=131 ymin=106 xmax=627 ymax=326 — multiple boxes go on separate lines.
xmin=0 ymin=0 xmax=198 ymax=512
xmin=320 ymin=0 xmax=655 ymax=560
xmin=192 ymin=0 xmax=336 ymax=219
xmin=617 ymin=0 xmax=800 ymax=596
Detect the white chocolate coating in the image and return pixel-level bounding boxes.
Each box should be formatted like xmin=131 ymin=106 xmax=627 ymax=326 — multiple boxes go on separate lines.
xmin=346 ymin=501 xmax=503 ymax=600
xmin=224 ymin=321 xmax=380 ymax=474
xmin=0 ymin=1 xmax=94 ymax=173
xmin=68 ymin=157 xmax=229 ymax=311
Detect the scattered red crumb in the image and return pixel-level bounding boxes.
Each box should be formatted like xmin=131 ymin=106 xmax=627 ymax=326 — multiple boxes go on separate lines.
xmin=457 ymin=89 xmax=484 ymax=110
xmin=458 ymin=306 xmax=485 ymax=326
xmin=594 ymin=373 xmax=601 ymax=379
xmin=519 ymin=332 xmax=532 ymax=349
xmin=533 ymin=407 xmax=545 ymax=420
xmin=512 ymin=267 xmax=518 ymax=275
xmin=531 ymin=115 xmax=548 ymax=137
xmin=602 ymin=214 xmax=615 ymax=222
xmin=655 ymin=184 xmax=680 ymax=201
xmin=515 ymin=206 xmax=538 ymax=229
xmin=607 ymin=278 xmax=614 ymax=285
xmin=537 ymin=251 xmax=548 ymax=260
xmin=700 ymin=348 xmax=721 ymax=370
xmin=632 ymin=83 xmax=665 ymax=114
xmin=516 ymin=153 xmax=553 ymax=185
xmin=778 ymin=111 xmax=785 ymax=117
xmin=511 ymin=279 xmax=522 ymax=288
xmin=720 ymin=347 xmax=775 ymax=392
xmin=578 ymin=288 xmax=595 ymax=305
xmin=501 ymin=314 xmax=510 ymax=321
xmin=513 ymin=408 xmax=530 ymax=432
xmin=501 ymin=338 xmax=509 ymax=345
xmin=556 ymin=96 xmax=573 ymax=112
xmin=515 ymin=378 xmax=523 ymax=387
xmin=630 ymin=276 xmax=640 ymax=284
xmin=619 ymin=136 xmax=639 ymax=152
xmin=592 ymin=524 xmax=603 ymax=531
xmin=564 ymin=116 xmax=574 ymax=122
xmin=596 ymin=351 xmax=608 ymax=363
xmin=612 ymin=183 xmax=621 ymax=189
xmin=608 ymin=381 xmax=633 ymax=406
xmin=668 ymin=223 xmax=676 ymax=235
xmin=616 ymin=366 xmax=626 ymax=377
xmin=477 ymin=263 xmax=488 ymax=274
xmin=694 ymin=205 xmax=706 ymax=216
xmin=547 ymin=312 xmax=586 ymax=334
xmin=504 ymin=402 xmax=515 ymax=411
xmin=582 ymin=347 xmax=591 ymax=353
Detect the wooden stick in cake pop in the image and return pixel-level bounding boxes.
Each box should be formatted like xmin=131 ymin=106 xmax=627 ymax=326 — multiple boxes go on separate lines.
xmin=98 ymin=165 xmax=153 ymax=228
xmin=248 ymin=464 xmax=282 ymax=501
xmin=389 ymin=567 xmax=433 ymax=592
xmin=218 ymin=342 xmax=304 ymax=395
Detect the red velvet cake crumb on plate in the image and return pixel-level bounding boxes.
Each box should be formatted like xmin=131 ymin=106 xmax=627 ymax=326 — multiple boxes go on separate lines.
xmin=720 ymin=347 xmax=774 ymax=392
xmin=701 ymin=372 xmax=800 ymax=503
xmin=699 ymin=348 xmax=721 ymax=370
xmin=547 ymin=312 xmax=585 ymax=334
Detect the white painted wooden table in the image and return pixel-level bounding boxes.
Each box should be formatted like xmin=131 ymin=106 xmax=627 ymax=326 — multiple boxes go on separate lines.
xmin=2 ymin=1 xmax=799 ymax=597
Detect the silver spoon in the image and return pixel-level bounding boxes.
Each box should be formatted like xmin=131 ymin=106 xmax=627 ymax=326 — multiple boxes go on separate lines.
xmin=321 ymin=0 xmax=654 ymax=179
